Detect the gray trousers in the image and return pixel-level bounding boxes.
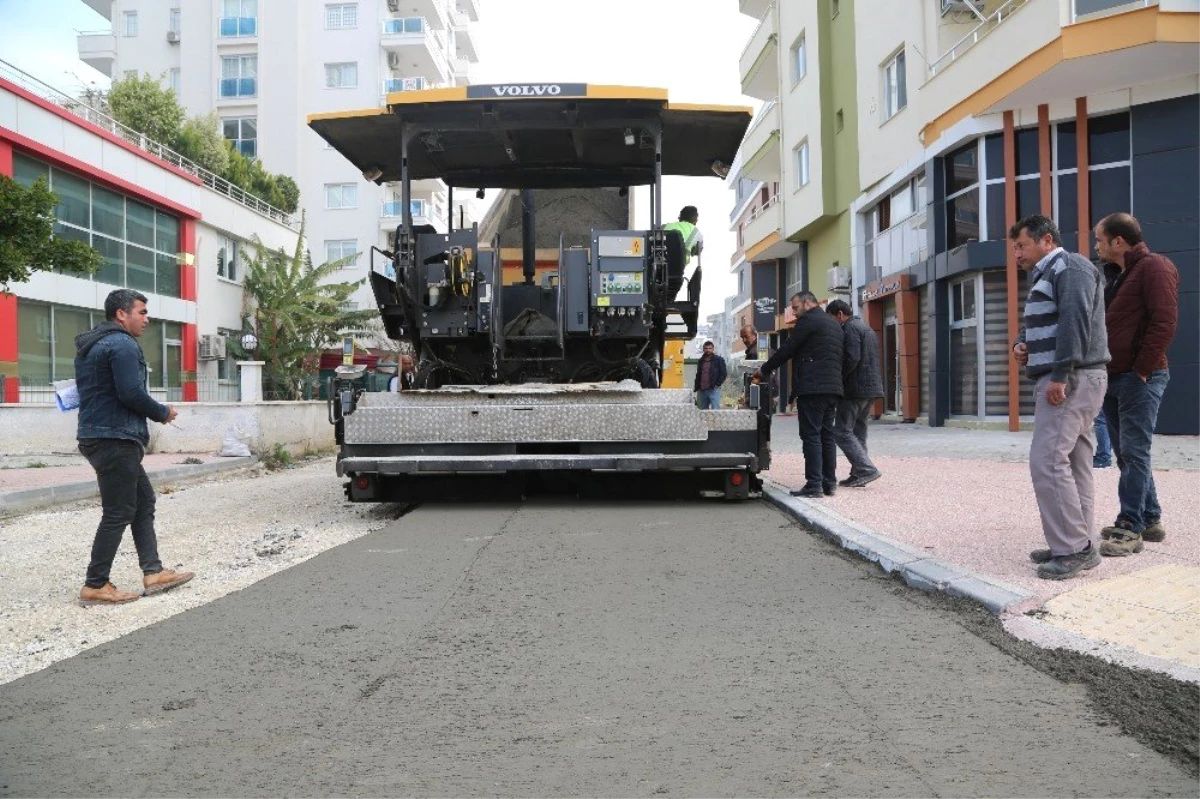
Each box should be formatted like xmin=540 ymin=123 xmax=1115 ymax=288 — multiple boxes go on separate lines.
xmin=835 ymin=397 xmax=878 ymax=478
xmin=1030 ymin=370 xmax=1108 ymax=555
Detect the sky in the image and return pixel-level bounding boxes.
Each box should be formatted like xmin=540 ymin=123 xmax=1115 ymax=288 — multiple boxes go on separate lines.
xmin=0 ymin=0 xmax=760 ymax=316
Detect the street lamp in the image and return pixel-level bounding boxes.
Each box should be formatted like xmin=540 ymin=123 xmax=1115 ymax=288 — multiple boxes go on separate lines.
xmin=241 ymin=331 xmax=258 ymax=353
xmin=238 ymin=331 xmax=262 ymax=403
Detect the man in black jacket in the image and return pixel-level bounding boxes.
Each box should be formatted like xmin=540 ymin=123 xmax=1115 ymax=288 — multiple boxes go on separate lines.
xmin=826 ymin=300 xmax=884 ymax=487
xmin=693 ymin=341 xmax=727 ymax=409
xmin=753 ymin=291 xmax=844 ymax=498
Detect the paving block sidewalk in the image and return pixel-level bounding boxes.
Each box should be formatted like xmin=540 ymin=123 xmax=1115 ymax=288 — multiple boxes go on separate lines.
xmin=762 ymin=420 xmax=1200 ymax=678
xmin=0 ymin=453 xmax=255 ymax=517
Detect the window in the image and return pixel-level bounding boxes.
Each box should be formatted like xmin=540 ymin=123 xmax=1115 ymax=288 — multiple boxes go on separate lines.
xmin=123 ymin=10 xmax=138 ymax=36
xmin=220 ymin=55 xmax=257 ymax=98
xmin=325 ymin=183 xmax=358 ymax=209
xmin=383 ymin=17 xmax=425 ymax=34
xmin=217 ymin=234 xmax=240 ymax=281
xmin=790 ymin=32 xmax=806 ymax=85
xmin=216 ymin=328 xmax=238 ymax=380
xmin=325 ymin=239 xmax=359 ymax=268
xmin=795 ymin=140 xmax=810 ymax=188
xmin=169 ymin=8 xmax=181 ymax=33
xmin=883 ymin=49 xmax=907 ymax=120
xmin=219 ymin=0 xmax=258 ymax=36
xmin=326 ymin=3 xmax=358 ymax=28
xmin=11 ymin=154 xmax=181 ymax=297
xmin=222 ymin=117 xmax=257 ymax=158
xmin=324 ymin=62 xmax=358 ymax=89
xmin=168 ymin=68 xmax=181 ymax=94
xmin=340 ymin=301 xmax=360 ymax=312
xmin=944 ymin=143 xmax=979 ymax=248
xmin=949 ymin=276 xmax=982 ymax=416
xmin=737 ymin=268 xmax=745 ymax=295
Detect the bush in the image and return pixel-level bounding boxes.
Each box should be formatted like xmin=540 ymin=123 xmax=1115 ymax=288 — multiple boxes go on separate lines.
xmin=107 ymin=73 xmax=185 ymax=148
xmin=175 ymin=112 xmax=231 ymax=175
xmin=262 ymin=443 xmax=294 ymax=472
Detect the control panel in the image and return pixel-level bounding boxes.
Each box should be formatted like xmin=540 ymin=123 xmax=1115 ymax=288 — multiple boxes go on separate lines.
xmin=590 ymin=231 xmax=648 ymax=310
xmin=600 ymin=272 xmax=643 ymax=295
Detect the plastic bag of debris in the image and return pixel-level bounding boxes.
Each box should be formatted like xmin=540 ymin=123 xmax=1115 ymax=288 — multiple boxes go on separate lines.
xmin=218 ymin=425 xmax=252 ymax=457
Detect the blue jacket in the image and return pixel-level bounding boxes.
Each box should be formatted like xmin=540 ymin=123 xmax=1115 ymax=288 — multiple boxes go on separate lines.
xmin=74 ymin=322 xmax=170 ymax=446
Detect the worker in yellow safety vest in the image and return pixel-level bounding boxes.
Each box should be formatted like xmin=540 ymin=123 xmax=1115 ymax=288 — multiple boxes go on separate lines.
xmin=663 ymin=206 xmax=704 ymax=267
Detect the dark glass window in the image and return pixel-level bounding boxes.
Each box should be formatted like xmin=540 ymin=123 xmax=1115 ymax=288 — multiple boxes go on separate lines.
xmin=52 ymin=170 xmax=90 ymax=228
xmin=156 ymin=252 xmax=180 ymax=298
xmin=946 ymin=188 xmax=980 ymax=248
xmin=1057 ymin=172 xmax=1079 ymax=244
xmin=126 ymin=244 xmax=156 ymax=292
xmin=13 ymin=153 xmax=49 ymax=187
xmin=1017 ymin=178 xmax=1042 ymax=220
xmin=946 ymin=145 xmax=979 ymax=196
xmin=1088 ymin=112 xmax=1130 ymax=165
xmin=156 ymin=211 xmax=179 ymax=252
xmin=1016 ymin=128 xmax=1039 ymax=176
xmin=985 ymin=183 xmax=1006 ymax=241
xmin=951 ymin=326 xmax=979 ymax=416
xmin=126 ymin=201 xmax=155 ymax=248
xmin=984 ymin=134 xmax=1004 ymax=180
xmin=92 ymin=185 xmax=125 ymax=239
xmin=1057 ymin=121 xmax=1077 ymax=171
xmin=1089 ymin=166 xmax=1131 ymax=224
xmin=93 ymin=235 xmax=124 ymax=285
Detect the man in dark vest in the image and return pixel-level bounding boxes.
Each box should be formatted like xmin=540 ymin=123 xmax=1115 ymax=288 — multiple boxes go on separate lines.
xmin=826 ymin=300 xmax=884 ymax=487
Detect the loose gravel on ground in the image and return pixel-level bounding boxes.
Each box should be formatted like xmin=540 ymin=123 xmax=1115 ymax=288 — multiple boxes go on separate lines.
xmin=0 ymin=458 xmax=390 ymax=686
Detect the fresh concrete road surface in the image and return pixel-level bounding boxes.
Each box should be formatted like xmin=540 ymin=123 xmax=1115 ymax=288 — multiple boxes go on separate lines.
xmin=0 ymin=498 xmax=1194 ymax=797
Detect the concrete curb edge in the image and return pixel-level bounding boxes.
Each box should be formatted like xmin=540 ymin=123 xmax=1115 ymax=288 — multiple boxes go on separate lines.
xmin=0 ymin=457 xmax=259 ymax=517
xmin=761 ymin=482 xmax=1035 ymax=614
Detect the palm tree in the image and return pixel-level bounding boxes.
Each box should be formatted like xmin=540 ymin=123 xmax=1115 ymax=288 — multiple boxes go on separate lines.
xmin=235 ymin=212 xmax=378 ymax=399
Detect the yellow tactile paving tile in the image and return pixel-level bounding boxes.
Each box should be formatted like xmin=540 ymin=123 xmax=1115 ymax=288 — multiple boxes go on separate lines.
xmin=1039 ymin=565 xmax=1200 ymax=668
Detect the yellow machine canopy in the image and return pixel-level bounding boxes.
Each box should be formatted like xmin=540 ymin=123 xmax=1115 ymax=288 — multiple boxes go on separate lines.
xmin=308 ymin=83 xmax=752 ymax=190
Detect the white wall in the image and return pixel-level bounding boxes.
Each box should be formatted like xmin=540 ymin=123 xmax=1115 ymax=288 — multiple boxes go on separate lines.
xmin=777 ymin=0 xmax=825 ymax=238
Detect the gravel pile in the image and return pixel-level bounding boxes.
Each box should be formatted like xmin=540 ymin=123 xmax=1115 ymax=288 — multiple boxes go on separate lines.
xmin=0 ymin=459 xmax=393 ymax=686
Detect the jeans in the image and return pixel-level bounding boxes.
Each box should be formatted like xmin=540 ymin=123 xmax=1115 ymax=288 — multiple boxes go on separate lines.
xmin=835 ymin=398 xmax=878 ymax=478
xmin=79 ymin=438 xmax=162 ymax=588
xmin=696 ymin=388 xmax=721 ymax=410
xmin=797 ymin=395 xmax=839 ymax=490
xmin=1103 ymin=369 xmax=1169 ymax=532
xmin=1093 ymin=408 xmax=1113 ymax=466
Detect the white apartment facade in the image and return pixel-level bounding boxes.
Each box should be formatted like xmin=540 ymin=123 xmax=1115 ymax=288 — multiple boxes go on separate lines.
xmin=0 ymin=62 xmax=299 ymax=404
xmin=77 ymin=0 xmax=481 ymax=313
xmin=849 ymin=0 xmax=1198 ymax=430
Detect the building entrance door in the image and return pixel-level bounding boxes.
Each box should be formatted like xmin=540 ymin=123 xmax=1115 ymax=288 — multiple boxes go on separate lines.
xmin=883 ymin=318 xmax=900 ymax=414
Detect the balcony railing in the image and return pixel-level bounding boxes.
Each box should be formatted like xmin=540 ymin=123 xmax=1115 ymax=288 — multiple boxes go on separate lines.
xmin=927 ymin=0 xmax=1030 ymax=77
xmin=0 ymin=57 xmax=295 ymax=228
xmin=383 ymin=16 xmax=426 ymax=35
xmin=218 ymin=16 xmax=258 ymax=36
xmin=864 ymin=212 xmax=928 ymax=284
xmin=219 ymin=77 xmax=256 ymax=97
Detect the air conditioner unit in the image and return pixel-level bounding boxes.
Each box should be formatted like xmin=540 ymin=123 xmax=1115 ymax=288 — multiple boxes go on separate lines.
xmin=826 ymin=266 xmax=851 ymax=293
xmin=387 ymin=52 xmax=401 ymax=70
xmin=386 ymin=0 xmax=400 ymax=11
xmin=198 ymin=334 xmax=226 ymax=360
xmin=166 ymin=30 xmax=180 ymax=43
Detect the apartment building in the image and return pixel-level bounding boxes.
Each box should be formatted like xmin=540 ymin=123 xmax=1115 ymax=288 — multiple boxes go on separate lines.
xmin=0 ymin=62 xmax=299 ymax=404
xmin=76 ymin=0 xmax=481 ymax=313
xmin=735 ymin=0 xmax=860 ymax=306
xmin=850 ymin=0 xmax=1197 ymax=433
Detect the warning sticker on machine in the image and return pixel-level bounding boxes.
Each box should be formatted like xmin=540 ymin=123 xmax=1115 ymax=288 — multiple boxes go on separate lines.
xmin=598 ymin=235 xmax=645 ymax=257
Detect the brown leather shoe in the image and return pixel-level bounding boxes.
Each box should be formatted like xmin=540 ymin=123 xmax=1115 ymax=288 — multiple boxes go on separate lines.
xmin=143 ymin=568 xmax=195 ymax=596
xmin=80 ymin=582 xmax=140 ymax=606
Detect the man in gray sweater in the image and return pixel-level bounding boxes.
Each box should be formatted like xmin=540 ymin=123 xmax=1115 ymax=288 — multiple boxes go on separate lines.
xmin=1011 ymin=215 xmax=1110 ymax=580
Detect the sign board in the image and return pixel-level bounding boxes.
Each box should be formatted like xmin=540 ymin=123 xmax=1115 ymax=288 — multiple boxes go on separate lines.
xmin=467 ymin=83 xmax=588 ymax=99
xmin=861 ymin=273 xmax=911 ymax=302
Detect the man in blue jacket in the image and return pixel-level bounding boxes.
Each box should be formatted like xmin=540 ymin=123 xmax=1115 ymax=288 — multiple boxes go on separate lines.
xmin=75 ymin=289 xmax=194 ymax=606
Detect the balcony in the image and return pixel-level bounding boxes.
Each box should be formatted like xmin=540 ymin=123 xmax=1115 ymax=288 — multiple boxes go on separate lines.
xmin=739 ymin=100 xmax=780 ymax=183
xmin=456 ymin=0 xmax=480 ymax=22
xmin=742 ymin=196 xmax=798 ymax=262
xmin=740 ymin=0 xmax=771 ymax=19
xmin=384 ymin=76 xmax=427 ymax=94
xmin=864 ymin=213 xmax=928 ymax=284
xmin=739 ymin=2 xmax=778 ymax=102
xmin=451 ymin=11 xmax=479 ymax=61
xmin=381 ymin=18 xmax=449 ymax=84
xmin=219 ymin=77 xmax=257 ymax=99
xmin=77 ymin=31 xmax=116 ymax=77
xmin=452 ymin=57 xmax=471 ymax=84
xmin=381 ymin=200 xmax=444 ymax=230
xmin=218 ymin=16 xmax=258 ymax=37
xmin=399 ymin=0 xmax=449 ymax=30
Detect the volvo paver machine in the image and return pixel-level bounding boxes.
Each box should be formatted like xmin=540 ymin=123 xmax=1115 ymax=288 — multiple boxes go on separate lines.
xmin=308 ymin=83 xmax=770 ymax=501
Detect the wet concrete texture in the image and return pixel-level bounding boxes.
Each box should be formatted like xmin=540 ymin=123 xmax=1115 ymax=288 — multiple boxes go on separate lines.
xmin=0 ymin=500 xmax=1195 ymax=797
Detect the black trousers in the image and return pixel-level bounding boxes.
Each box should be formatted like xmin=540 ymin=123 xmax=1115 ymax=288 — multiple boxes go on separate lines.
xmin=79 ymin=438 xmax=162 ymax=588
xmin=796 ymin=395 xmax=839 ymax=490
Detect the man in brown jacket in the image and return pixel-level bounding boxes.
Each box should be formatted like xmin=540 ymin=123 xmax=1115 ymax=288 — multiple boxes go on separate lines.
xmin=1093 ymin=213 xmax=1180 ymax=557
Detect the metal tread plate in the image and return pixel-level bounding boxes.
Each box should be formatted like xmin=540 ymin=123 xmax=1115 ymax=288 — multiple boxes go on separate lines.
xmin=339 ymin=452 xmax=759 ymax=475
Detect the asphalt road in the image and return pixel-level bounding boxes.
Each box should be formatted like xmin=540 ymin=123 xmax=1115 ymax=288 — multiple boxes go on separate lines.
xmin=0 ymin=498 xmax=1194 ymax=797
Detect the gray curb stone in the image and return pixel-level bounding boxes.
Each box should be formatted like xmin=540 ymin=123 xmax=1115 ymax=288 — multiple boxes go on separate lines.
xmin=762 ymin=482 xmax=1033 ymax=614
xmin=0 ymin=457 xmax=258 ymax=518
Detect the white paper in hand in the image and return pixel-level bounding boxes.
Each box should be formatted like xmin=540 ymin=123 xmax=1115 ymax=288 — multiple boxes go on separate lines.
xmin=54 ymin=379 xmax=80 ymax=412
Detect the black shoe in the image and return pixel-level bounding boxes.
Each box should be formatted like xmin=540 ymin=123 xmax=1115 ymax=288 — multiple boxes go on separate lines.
xmin=837 ymin=476 xmax=857 ymax=487
xmin=1029 ymin=548 xmax=1053 ymax=564
xmin=846 ymin=470 xmax=882 ymax=488
xmin=823 ymin=483 xmax=837 ymax=496
xmin=1037 ymin=543 xmax=1102 ymax=580
xmin=790 ymin=485 xmax=823 ymax=498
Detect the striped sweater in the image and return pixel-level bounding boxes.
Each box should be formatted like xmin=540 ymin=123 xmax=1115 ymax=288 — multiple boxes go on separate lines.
xmin=1016 ymin=248 xmax=1110 ymax=382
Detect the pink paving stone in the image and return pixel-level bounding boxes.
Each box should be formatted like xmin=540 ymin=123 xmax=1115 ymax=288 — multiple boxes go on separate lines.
xmin=764 ymin=453 xmax=1200 ymax=604
xmin=0 ymin=454 xmax=224 ymax=493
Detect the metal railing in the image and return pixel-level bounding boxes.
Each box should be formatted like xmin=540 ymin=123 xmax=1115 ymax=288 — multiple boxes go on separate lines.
xmin=0 ymin=57 xmax=297 ymax=229
xmin=927 ymin=0 xmax=1031 ymax=77
xmin=739 ymin=1 xmax=776 ymax=63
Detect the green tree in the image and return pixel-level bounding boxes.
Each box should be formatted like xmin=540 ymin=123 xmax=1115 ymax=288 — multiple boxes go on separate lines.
xmin=237 ymin=213 xmax=376 ymax=397
xmin=107 ymin=73 xmax=185 ymax=148
xmin=175 ymin=112 xmax=231 ymax=175
xmin=0 ymin=175 xmax=101 ymax=287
